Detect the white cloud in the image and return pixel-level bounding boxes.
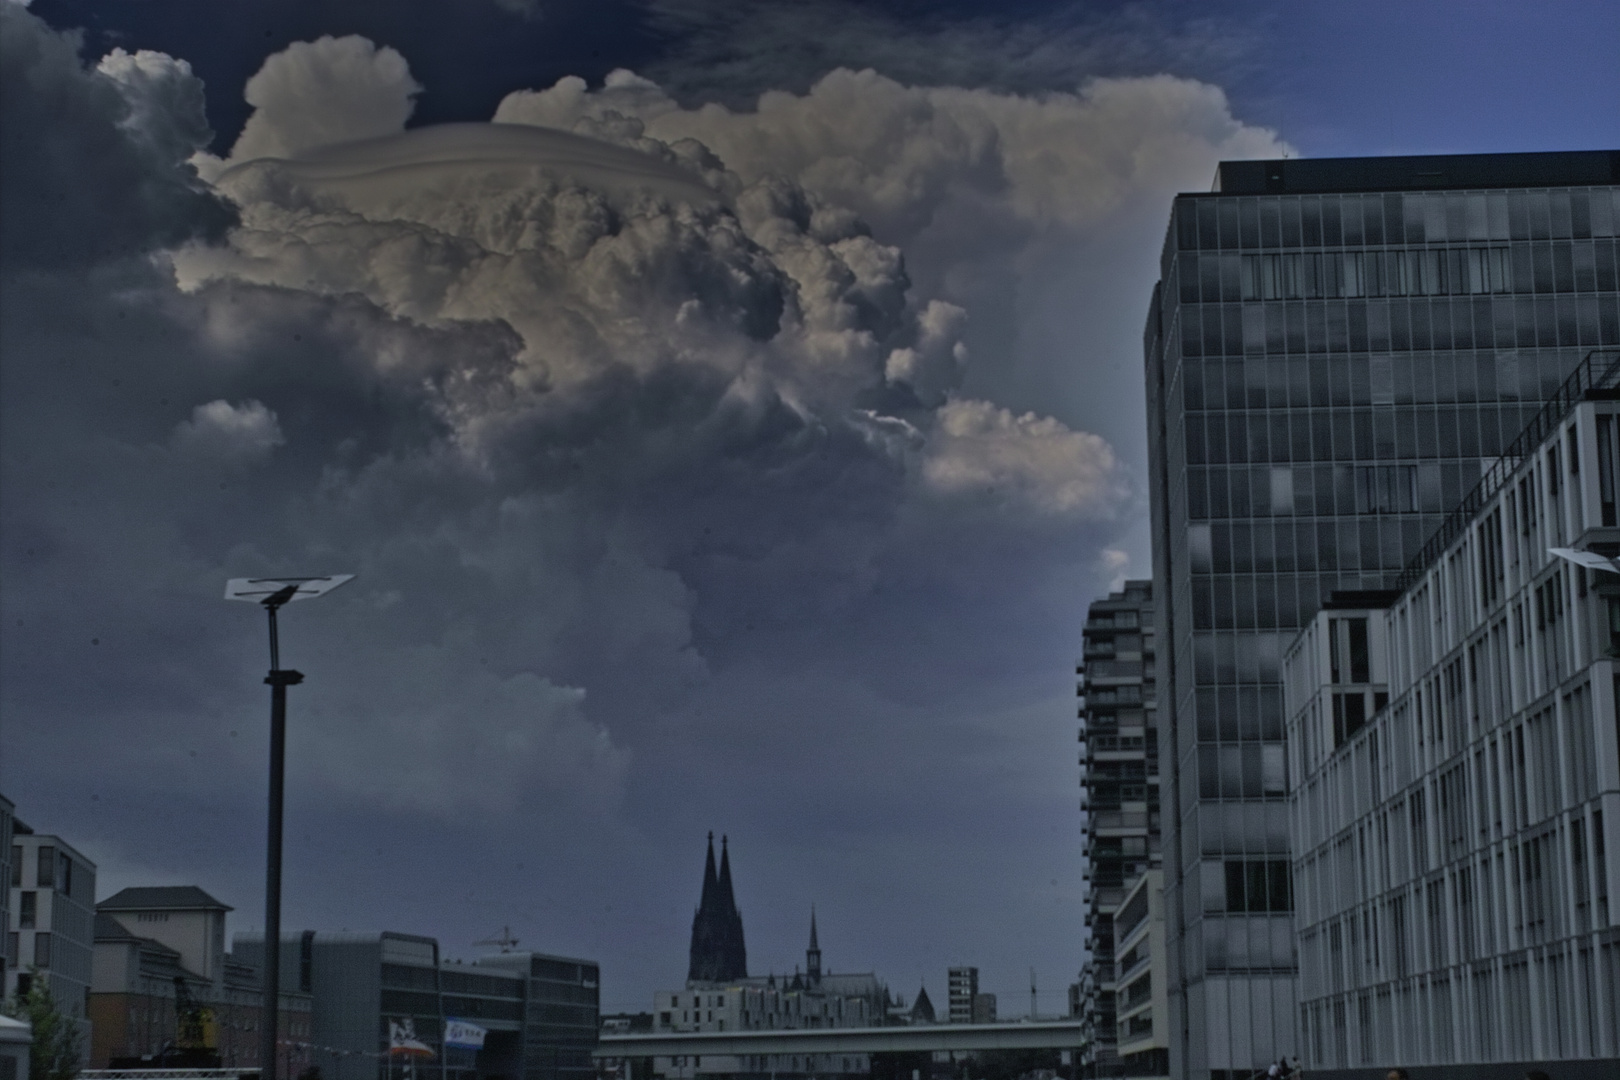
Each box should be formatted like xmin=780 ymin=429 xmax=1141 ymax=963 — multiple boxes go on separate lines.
xmin=225 ymin=35 xmax=421 ymax=165
xmin=494 ymin=66 xmax=1287 ymax=240
xmin=921 ymin=398 xmax=1121 ymax=516
xmin=172 ymin=399 xmax=284 ymax=462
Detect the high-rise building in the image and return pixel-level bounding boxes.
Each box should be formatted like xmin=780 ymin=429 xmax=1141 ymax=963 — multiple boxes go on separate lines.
xmin=1075 ymin=580 xmax=1161 ymax=1077
xmin=1143 ymin=150 xmax=1620 ymax=1077
xmin=946 ymin=966 xmax=978 ymax=1025
xmin=1283 ymin=356 xmax=1620 ymax=1076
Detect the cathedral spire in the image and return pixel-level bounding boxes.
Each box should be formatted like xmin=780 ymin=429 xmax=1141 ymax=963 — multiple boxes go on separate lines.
xmin=718 ymin=835 xmax=736 ymax=914
xmin=806 ymin=905 xmax=821 ymax=984
xmin=698 ymin=832 xmax=718 ymax=911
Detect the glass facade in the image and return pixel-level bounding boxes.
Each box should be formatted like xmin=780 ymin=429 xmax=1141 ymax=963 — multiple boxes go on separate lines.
xmin=1144 ymin=157 xmax=1620 ymax=1078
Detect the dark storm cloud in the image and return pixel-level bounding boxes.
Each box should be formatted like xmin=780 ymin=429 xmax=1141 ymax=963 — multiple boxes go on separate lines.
xmin=0 ymin=1 xmax=1283 ymax=1003
xmin=0 ymin=4 xmax=233 ymax=267
xmin=638 ymin=0 xmax=1259 ymax=107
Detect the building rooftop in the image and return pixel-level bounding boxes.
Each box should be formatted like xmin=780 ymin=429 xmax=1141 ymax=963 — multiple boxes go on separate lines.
xmin=99 ymin=885 xmax=232 ymax=912
xmin=1209 ymin=149 xmax=1619 ymax=196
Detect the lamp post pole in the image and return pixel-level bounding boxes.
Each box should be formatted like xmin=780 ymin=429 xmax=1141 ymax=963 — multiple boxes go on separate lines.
xmin=226 ymin=575 xmax=354 ymax=1080
xmin=261 ymin=586 xmax=303 ymax=1080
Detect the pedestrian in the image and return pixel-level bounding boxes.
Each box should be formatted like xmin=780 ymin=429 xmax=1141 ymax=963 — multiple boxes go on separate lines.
xmin=1385 ymin=1071 xmax=1408 ymax=1080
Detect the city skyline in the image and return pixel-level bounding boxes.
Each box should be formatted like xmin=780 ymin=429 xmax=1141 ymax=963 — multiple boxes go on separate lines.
xmin=3 ymin=0 xmax=1619 ymax=1017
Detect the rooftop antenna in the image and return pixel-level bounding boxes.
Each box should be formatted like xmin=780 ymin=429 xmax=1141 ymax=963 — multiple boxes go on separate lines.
xmin=475 ymin=926 xmax=520 ymax=953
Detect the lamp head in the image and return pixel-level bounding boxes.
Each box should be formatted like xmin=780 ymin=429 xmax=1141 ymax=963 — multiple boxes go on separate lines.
xmin=225 ymin=575 xmax=356 ymax=605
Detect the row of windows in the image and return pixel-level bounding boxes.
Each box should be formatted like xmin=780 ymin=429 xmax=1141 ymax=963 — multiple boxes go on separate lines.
xmin=1189 ymin=687 xmax=1284 ymax=741
xmin=7 ymin=846 xmax=91 ymax=903
xmin=1191 ymin=574 xmax=1410 ymax=633
xmin=1186 ymin=463 xmax=1483 ymax=526
xmin=1191 ymin=515 xmax=1442 ymax=576
xmin=1175 ymin=293 xmax=1620 ymax=358
xmin=5 ymin=932 xmax=51 ymax=969
xmin=1179 ymin=242 xmax=1620 ymax=306
xmin=1185 ymin=405 xmax=1528 ymax=468
xmin=1182 ymin=351 xmax=1573 ymax=411
xmin=1301 ymin=941 xmax=1620 ymax=1068
xmin=1190 ymin=914 xmax=1297 ymax=975
xmin=1173 ymin=187 xmax=1620 ymax=253
xmin=1195 ymin=745 xmax=1288 ymax=800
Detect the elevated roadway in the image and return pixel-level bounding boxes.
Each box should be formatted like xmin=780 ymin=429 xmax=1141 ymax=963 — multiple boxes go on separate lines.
xmin=595 ymin=1021 xmax=1088 ymax=1058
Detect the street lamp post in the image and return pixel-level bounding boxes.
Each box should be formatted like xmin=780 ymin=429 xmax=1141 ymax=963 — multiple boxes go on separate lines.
xmin=227 ymin=575 xmax=355 ymax=1080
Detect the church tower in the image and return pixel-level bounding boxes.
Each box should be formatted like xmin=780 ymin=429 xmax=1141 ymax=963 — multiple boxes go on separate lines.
xmin=687 ymin=833 xmax=748 ymax=984
xmin=806 ymin=906 xmax=821 ymax=985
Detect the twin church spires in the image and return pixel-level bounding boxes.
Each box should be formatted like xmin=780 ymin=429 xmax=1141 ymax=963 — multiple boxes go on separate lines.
xmin=687 ymin=834 xmax=823 ymax=987
xmin=688 ymin=833 xmax=748 ymax=983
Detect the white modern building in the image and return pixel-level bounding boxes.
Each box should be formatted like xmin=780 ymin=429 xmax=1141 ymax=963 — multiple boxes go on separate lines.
xmin=6 ymin=821 xmax=96 ymax=1061
xmin=1110 ymin=869 xmax=1169 ymax=1077
xmin=1284 ymin=352 xmax=1620 ymax=1077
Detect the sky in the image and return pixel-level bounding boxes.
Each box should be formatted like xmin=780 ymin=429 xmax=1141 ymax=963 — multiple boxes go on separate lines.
xmin=2 ymin=0 xmax=1617 ymax=1013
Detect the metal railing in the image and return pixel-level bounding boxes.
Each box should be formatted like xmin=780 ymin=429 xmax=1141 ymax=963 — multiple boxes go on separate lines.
xmin=1390 ymin=348 xmax=1620 ymax=594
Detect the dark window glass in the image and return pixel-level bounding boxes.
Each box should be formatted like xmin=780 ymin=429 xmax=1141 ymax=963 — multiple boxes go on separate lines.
xmin=1240 ymin=200 xmax=1260 ymax=249
xmin=1198 ymin=201 xmax=1219 ymax=250
xmin=1260 ymin=198 xmax=1281 ymax=247
xmin=18 ymin=893 xmax=34 ymax=930
xmin=36 ymin=847 xmax=53 ymax=891
xmin=1282 ymin=198 xmax=1302 ymax=248
xmin=1219 ymin=202 xmax=1240 ymax=250
xmin=1178 ymin=201 xmax=1199 ymax=250
xmin=1301 ymin=197 xmax=1322 ymax=246
xmin=1347 ymin=619 xmax=1370 ymax=682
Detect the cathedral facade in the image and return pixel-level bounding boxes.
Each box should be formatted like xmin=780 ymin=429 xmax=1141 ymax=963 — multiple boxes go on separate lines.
xmin=653 ymin=836 xmax=898 ymax=1080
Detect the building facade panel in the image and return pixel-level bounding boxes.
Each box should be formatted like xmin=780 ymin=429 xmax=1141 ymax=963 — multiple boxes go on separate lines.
xmin=1284 ymin=377 xmax=1620 ymax=1076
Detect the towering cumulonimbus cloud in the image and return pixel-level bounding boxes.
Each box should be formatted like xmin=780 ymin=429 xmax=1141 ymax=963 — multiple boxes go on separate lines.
xmin=1 ymin=0 xmax=1288 ymax=1001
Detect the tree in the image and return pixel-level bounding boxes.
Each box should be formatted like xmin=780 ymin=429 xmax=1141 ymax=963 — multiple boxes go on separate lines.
xmin=4 ymin=971 xmax=82 ymax=1080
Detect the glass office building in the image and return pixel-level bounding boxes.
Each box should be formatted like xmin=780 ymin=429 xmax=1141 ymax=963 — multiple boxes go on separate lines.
xmin=1143 ymin=151 xmax=1620 ymax=1078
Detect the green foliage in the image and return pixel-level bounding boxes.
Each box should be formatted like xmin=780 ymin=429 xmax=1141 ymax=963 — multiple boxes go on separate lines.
xmin=3 ymin=971 xmax=82 ymax=1080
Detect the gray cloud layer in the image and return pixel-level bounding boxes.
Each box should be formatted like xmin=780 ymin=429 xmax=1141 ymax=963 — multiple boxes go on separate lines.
xmin=0 ymin=2 xmax=1283 ymax=1004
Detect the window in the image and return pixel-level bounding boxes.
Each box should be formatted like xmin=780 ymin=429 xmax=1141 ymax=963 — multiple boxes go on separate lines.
xmin=9 ymin=846 xmax=18 ymax=888
xmin=1333 ymin=692 xmax=1367 ymax=748
xmin=1348 ymin=618 xmax=1370 ymax=682
xmin=34 ymin=932 xmax=51 ymax=969
xmin=1225 ymin=859 xmax=1293 ymax=912
xmin=58 ymin=855 xmax=71 ymax=899
xmin=36 ymin=846 xmax=54 ymax=890
xmin=18 ymin=893 xmax=35 ymax=930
